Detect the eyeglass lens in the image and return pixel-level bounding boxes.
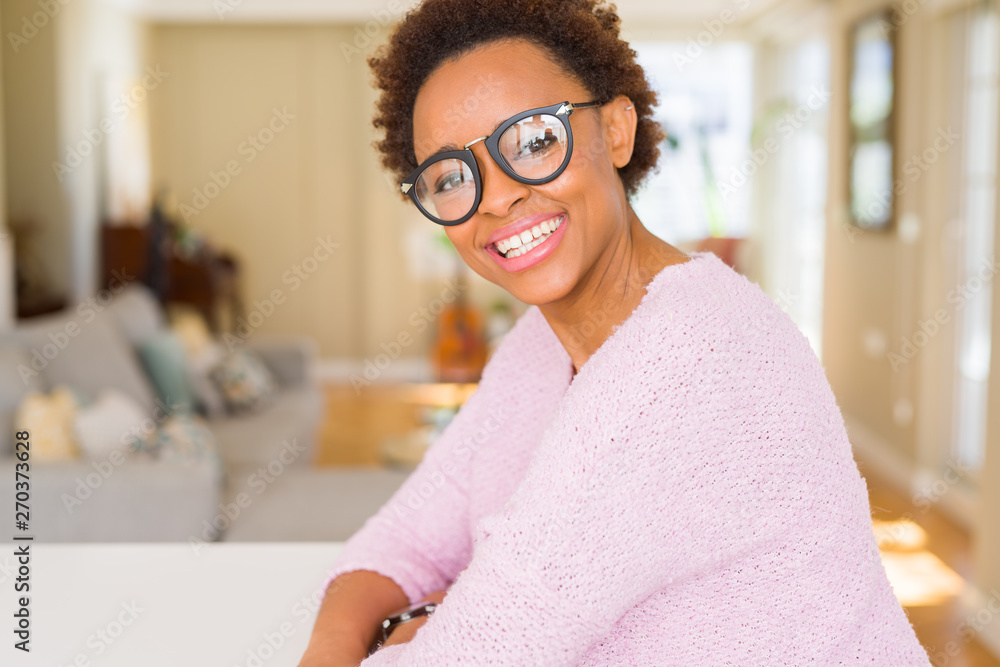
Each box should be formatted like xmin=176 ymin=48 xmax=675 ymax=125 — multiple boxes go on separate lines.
xmin=413 ymin=113 xmax=569 ymax=223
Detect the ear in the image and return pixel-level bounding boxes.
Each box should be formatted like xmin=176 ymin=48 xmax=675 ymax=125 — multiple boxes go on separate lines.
xmin=602 ymin=95 xmax=637 ymax=169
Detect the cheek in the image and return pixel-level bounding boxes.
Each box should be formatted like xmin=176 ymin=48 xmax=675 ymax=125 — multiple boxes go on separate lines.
xmin=445 ymin=226 xmax=479 ymax=257
xmin=539 ymin=137 xmax=616 ymax=207
xmin=569 ymin=129 xmax=611 ymax=179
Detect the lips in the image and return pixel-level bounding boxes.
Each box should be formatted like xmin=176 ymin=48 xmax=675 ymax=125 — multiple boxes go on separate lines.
xmin=485 ymin=212 xmax=568 ymax=273
xmin=484 ymin=211 xmax=568 ymax=252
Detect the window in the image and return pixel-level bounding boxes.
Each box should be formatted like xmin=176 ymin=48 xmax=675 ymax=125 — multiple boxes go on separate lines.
xmin=631 ymin=42 xmax=754 ymax=244
xmin=951 ymin=0 xmax=999 ymax=472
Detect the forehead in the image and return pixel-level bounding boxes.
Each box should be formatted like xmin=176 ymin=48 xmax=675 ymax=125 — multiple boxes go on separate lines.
xmin=411 ymin=39 xmax=588 ymax=163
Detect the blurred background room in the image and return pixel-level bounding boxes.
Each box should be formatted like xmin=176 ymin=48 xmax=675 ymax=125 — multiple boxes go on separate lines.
xmin=0 ymin=0 xmax=997 ymax=663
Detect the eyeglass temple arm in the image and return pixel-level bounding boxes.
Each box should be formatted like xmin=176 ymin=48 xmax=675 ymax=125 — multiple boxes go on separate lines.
xmin=557 ymin=100 xmax=605 ymax=115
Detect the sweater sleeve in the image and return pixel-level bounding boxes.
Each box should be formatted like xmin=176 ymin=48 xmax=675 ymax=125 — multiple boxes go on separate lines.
xmin=357 ymin=332 xmax=788 ymax=665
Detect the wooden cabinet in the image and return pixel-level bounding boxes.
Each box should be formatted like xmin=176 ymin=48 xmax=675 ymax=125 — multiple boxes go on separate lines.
xmin=100 ymin=222 xmax=243 ymax=332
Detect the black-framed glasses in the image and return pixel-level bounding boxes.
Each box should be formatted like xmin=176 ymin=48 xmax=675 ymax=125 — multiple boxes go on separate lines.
xmin=401 ymin=100 xmax=605 ymax=225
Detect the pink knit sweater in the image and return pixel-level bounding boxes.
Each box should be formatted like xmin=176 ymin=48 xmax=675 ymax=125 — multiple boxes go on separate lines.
xmin=324 ymin=251 xmax=932 ymax=665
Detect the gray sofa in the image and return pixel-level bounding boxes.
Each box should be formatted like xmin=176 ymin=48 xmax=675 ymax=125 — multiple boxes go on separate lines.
xmin=0 ymin=284 xmax=323 ymax=542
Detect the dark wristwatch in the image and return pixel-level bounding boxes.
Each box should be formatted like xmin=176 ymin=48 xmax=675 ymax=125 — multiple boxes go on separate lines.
xmin=367 ymin=601 xmax=438 ymax=656
xmin=382 ymin=601 xmax=438 ymax=641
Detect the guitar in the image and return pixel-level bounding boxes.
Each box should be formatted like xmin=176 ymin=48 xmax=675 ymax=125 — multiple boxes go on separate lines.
xmin=430 ymin=270 xmax=487 ymax=383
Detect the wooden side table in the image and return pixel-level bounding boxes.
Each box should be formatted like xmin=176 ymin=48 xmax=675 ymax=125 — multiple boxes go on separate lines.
xmin=100 ymin=222 xmax=244 ymax=333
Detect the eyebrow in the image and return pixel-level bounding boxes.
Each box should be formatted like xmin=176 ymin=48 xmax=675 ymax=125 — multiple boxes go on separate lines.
xmin=429 ymin=115 xmax=508 ymax=156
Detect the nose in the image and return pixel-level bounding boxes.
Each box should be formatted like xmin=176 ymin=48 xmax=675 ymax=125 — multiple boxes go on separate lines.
xmin=471 ymin=143 xmax=529 ymax=219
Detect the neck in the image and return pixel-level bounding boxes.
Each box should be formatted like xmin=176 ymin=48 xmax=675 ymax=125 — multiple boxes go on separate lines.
xmin=540 ymin=206 xmax=687 ymax=376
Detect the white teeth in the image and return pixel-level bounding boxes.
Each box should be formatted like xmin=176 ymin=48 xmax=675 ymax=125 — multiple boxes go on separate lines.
xmin=496 ymin=215 xmax=565 ymax=257
xmin=496 ymin=215 xmax=564 ymax=258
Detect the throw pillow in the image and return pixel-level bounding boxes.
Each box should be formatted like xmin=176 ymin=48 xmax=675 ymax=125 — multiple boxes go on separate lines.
xmin=73 ymin=389 xmax=152 ymax=459
xmin=14 ymin=386 xmax=82 ymax=461
xmin=143 ymin=412 xmax=220 ymax=465
xmin=167 ymin=310 xmax=228 ymax=418
xmin=168 ymin=307 xmax=215 ymax=358
xmin=185 ymin=341 xmax=228 ymax=419
xmin=137 ymin=330 xmax=198 ymax=415
xmin=208 ymin=348 xmax=276 ymax=413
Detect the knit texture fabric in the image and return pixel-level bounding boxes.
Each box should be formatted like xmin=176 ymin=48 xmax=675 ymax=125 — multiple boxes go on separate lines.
xmin=324 ymin=251 xmax=932 ymax=665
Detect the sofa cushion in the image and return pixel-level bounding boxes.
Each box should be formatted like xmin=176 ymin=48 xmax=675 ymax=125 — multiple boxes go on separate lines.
xmin=137 ymin=331 xmax=198 ymax=414
xmin=15 ymin=386 xmax=83 ymax=461
xmin=7 ymin=312 xmax=158 ymax=413
xmin=0 ymin=456 xmax=223 ymax=542
xmin=169 ymin=307 xmax=215 ymax=357
xmin=244 ymin=334 xmax=318 ymax=388
xmin=183 ymin=341 xmax=228 ymax=418
xmin=221 ymin=465 xmax=409 ymax=542
xmin=209 ymin=349 xmax=277 ymax=413
xmin=141 ymin=412 xmax=221 ymax=467
xmin=208 ymin=385 xmax=321 ymax=467
xmin=105 ymin=284 xmax=165 ymax=346
xmin=74 ymin=389 xmax=150 ymax=459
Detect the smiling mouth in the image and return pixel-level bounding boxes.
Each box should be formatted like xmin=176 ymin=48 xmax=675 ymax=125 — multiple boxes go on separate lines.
xmin=492 ymin=214 xmax=566 ymax=258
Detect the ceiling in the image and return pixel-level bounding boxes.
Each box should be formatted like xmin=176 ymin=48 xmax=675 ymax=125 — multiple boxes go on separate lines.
xmin=104 ymin=0 xmax=790 ymax=27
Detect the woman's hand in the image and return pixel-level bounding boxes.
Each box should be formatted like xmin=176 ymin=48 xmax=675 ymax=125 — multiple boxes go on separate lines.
xmin=296 ymin=570 xmax=410 ymax=667
xmin=380 ymin=589 xmax=448 ymax=648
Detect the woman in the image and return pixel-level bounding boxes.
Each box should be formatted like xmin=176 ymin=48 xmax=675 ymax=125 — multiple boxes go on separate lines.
xmin=299 ymin=1 xmax=932 ymax=665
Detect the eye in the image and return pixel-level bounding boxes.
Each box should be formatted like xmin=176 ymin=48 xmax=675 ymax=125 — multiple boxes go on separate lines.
xmin=434 ymin=170 xmax=466 ymax=194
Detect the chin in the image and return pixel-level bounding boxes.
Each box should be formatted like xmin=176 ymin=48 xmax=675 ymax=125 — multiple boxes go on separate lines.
xmin=464 ymin=249 xmax=579 ymax=306
xmin=503 ymin=274 xmax=576 ymax=307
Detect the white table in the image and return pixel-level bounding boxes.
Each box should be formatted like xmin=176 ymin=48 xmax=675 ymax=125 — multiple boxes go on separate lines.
xmin=0 ymin=542 xmax=344 ymax=667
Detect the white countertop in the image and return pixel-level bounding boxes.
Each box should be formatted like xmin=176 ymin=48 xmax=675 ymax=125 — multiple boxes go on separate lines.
xmin=0 ymin=542 xmax=344 ymax=667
